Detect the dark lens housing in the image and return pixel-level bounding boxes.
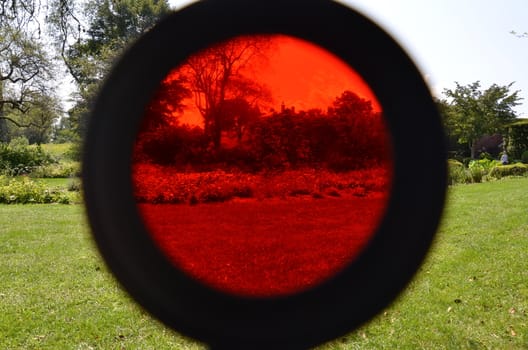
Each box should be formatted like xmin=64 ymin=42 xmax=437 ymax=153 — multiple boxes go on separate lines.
xmin=83 ymin=1 xmax=447 ymax=349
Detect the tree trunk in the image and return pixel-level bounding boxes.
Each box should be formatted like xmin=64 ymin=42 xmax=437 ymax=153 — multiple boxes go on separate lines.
xmin=236 ymin=127 xmax=243 ymax=144
xmin=212 ymin=123 xmax=222 ymax=150
xmin=0 ymin=84 xmax=8 ymax=142
xmin=0 ymin=118 xmax=9 ymax=143
xmin=470 ymin=141 xmax=476 ymax=159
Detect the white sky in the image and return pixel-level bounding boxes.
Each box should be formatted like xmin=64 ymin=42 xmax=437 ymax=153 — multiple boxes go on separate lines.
xmin=168 ymin=0 xmax=528 ymax=118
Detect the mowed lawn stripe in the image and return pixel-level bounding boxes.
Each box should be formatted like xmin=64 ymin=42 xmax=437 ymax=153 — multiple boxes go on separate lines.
xmin=0 ymin=205 xmax=205 ymax=350
xmin=0 ymin=177 xmax=527 ymax=349
xmin=140 ymin=196 xmax=386 ymax=296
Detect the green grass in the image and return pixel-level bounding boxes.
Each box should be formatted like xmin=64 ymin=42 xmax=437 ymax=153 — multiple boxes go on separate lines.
xmin=0 ymin=178 xmax=527 ymax=349
xmin=319 ymin=178 xmax=528 ymax=349
xmin=37 ymin=143 xmax=74 ymax=159
xmin=34 ymin=177 xmax=71 ymax=188
xmin=0 ymin=205 xmax=204 ymax=349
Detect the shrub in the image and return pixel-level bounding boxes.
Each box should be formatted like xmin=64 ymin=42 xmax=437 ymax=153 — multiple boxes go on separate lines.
xmin=289 ymin=188 xmax=312 ymax=196
xmin=448 ymin=159 xmax=471 ymax=185
xmin=488 ymin=163 xmax=528 ymax=179
xmin=132 ymin=164 xmax=390 ymax=204
xmin=461 ymin=157 xmax=472 ymax=167
xmin=469 ymin=166 xmax=483 ymax=183
xmin=479 ymin=152 xmax=494 ymax=161
xmin=508 ymin=121 xmax=528 ymax=159
xmin=0 ymin=176 xmax=71 ymax=204
xmin=231 ymin=185 xmax=253 ymax=198
xmin=521 ymin=150 xmax=528 ymax=164
xmin=468 ymin=158 xmax=500 ymax=182
xmin=325 ymin=188 xmax=341 ymax=197
xmin=64 ymin=143 xmax=82 ymax=161
xmin=0 ymin=138 xmax=55 ymax=175
xmin=30 ymin=162 xmax=81 ymax=178
xmin=326 ymin=155 xmax=358 ymax=172
xmin=470 ymin=158 xmax=501 ymax=172
xmin=67 ymin=178 xmax=82 ymax=192
xmin=136 ymin=127 xmax=208 ymax=166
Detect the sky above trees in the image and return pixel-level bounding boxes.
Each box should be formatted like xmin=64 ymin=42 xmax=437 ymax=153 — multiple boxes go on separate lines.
xmin=165 ymin=34 xmax=380 ymax=127
xmin=169 ymin=0 xmax=528 ymax=118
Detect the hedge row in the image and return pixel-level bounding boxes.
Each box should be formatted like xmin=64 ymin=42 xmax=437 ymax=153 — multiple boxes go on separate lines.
xmin=133 ymin=164 xmax=390 ymax=204
xmin=489 ymin=163 xmax=528 ymax=179
xmin=448 ymin=159 xmax=528 ymax=185
xmin=0 ymin=176 xmax=77 ymax=204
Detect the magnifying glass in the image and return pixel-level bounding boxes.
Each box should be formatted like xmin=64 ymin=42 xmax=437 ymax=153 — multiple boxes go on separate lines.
xmin=83 ymin=0 xmax=447 ymax=349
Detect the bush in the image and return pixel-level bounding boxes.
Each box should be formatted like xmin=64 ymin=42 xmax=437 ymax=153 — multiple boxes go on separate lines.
xmin=0 ymin=176 xmax=71 ymax=204
xmin=67 ymin=178 xmax=82 ymax=192
xmin=469 ymin=158 xmax=501 ymax=172
xmin=0 ymin=137 xmax=55 ymax=175
xmin=469 ymin=166 xmax=483 ymax=183
xmin=521 ymin=150 xmax=528 ymax=164
xmin=132 ymin=164 xmax=390 ymax=204
xmin=326 ymin=155 xmax=358 ymax=172
xmin=448 ymin=159 xmax=471 ymax=185
xmin=197 ymin=188 xmax=233 ymax=203
xmin=488 ymin=163 xmax=528 ymax=179
xmin=479 ymin=152 xmax=494 ymax=161
xmin=447 ymin=159 xmax=464 ymax=169
xmin=64 ymin=143 xmax=82 ymax=161
xmin=508 ymin=121 xmax=528 ymax=159
xmin=468 ymin=158 xmax=501 ymax=182
xmin=30 ymin=162 xmax=81 ymax=178
xmin=462 ymin=157 xmax=472 ymax=167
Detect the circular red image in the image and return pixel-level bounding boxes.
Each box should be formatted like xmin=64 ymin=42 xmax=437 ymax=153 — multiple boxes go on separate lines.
xmin=132 ymin=35 xmax=393 ymax=297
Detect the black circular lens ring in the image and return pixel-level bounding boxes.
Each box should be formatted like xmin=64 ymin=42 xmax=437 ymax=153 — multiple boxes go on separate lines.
xmin=83 ymin=0 xmax=447 ymax=349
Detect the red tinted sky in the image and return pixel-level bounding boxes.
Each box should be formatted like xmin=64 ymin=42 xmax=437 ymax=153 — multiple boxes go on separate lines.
xmin=172 ymin=34 xmax=381 ymax=126
xmin=255 ymin=35 xmax=381 ymax=112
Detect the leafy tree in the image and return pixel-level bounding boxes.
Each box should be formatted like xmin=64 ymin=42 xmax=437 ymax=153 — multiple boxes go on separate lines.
xmin=0 ymin=0 xmax=55 ymax=141
xmin=141 ymin=73 xmax=191 ymax=130
xmin=506 ymin=119 xmax=528 ymax=159
xmin=1 ymin=0 xmax=171 ymax=143
xmin=436 ymin=98 xmax=469 ymax=158
xmin=48 ymin=0 xmax=172 ymax=139
xmin=182 ymin=36 xmax=272 ymax=149
xmin=217 ymin=97 xmax=261 ymax=143
xmin=329 ymin=90 xmax=374 ymax=120
xmin=7 ymin=92 xmax=62 ymax=144
xmin=327 ymin=90 xmax=388 ymax=167
xmin=49 ymin=0 xmax=171 ymax=91
xmin=443 ymin=81 xmax=521 ymax=159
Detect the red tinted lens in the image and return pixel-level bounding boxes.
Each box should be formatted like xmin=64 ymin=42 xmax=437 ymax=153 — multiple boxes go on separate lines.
xmin=132 ymin=35 xmax=393 ymax=297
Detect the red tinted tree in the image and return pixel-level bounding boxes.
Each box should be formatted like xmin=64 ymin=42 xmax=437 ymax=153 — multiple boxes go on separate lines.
xmin=141 ymin=74 xmax=190 ymax=130
xmin=135 ymin=74 xmax=191 ymax=164
xmin=182 ymin=36 xmax=272 ymax=150
xmin=217 ymin=97 xmax=261 ymax=144
xmin=327 ymin=91 xmax=387 ymax=169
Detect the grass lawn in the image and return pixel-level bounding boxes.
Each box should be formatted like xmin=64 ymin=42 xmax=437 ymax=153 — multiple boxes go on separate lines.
xmin=37 ymin=143 xmax=74 ymax=159
xmin=33 ymin=177 xmax=71 ymax=188
xmin=140 ymin=196 xmax=385 ymax=297
xmin=320 ymin=178 xmax=528 ymax=349
xmin=0 ymin=178 xmax=527 ymax=349
xmin=0 ymin=205 xmax=204 ymax=350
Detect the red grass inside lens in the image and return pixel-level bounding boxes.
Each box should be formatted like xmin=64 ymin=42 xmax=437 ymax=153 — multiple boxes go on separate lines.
xmin=132 ymin=35 xmax=393 ymax=297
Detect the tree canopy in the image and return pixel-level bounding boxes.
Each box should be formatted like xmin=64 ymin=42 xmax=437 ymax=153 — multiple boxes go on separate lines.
xmin=441 ymin=81 xmax=522 ymax=158
xmin=0 ymin=0 xmax=56 ymax=142
xmin=1 ymin=0 xmax=526 ymax=156
xmin=0 ymin=0 xmax=172 ymax=143
xmin=182 ymin=35 xmax=273 ymax=149
xmin=46 ymin=0 xmax=171 ymax=141
xmin=135 ymin=90 xmax=391 ymax=171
